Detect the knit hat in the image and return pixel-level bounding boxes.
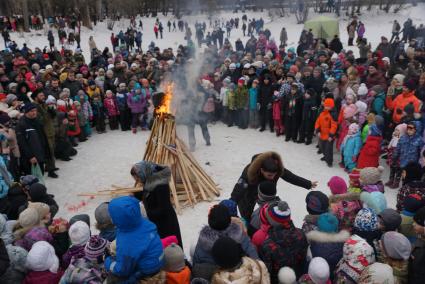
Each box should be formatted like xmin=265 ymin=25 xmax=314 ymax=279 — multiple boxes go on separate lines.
xmin=6 ymin=245 xmax=28 ymax=273
xmin=404 ymin=194 xmax=425 ymax=212
xmin=20 ymin=175 xmax=39 ymax=187
xmin=309 ymin=257 xmax=330 ymax=284
xmin=237 ymin=77 xmax=245 ymax=85
xmin=18 ymin=207 xmax=40 ymax=228
xmin=69 ymin=220 xmax=90 ymax=246
xmin=393 ymin=74 xmax=405 ymax=84
xmin=395 ymin=123 xmax=407 ymax=136
xmin=357 ymin=83 xmax=368 ymax=96
xmin=360 ymin=191 xmax=387 ymax=214
xmin=23 ymin=103 xmax=37 ymax=113
xmin=266 ymin=201 xmax=291 ymax=227
xmin=378 ymin=209 xmax=401 ymax=231
xmin=348 ymin=123 xmax=359 ymax=135
xmin=45 ymin=95 xmax=56 ymax=105
xmin=349 ymin=169 xmax=361 ymax=188
xmin=28 ymin=183 xmax=48 ymax=201
xmin=161 ymin=235 xmax=178 ymax=248
xmin=27 ymin=202 xmax=50 ymax=220
xmin=219 ymin=199 xmax=238 ymax=217
xmin=324 ymin=98 xmax=334 ymax=109
xmin=413 ymin=206 xmax=425 ymax=226
xmin=371 ymin=85 xmax=384 ymax=94
xmin=354 ymin=208 xmax=379 ymax=231
xmin=69 ymin=214 xmax=91 ymax=227
xmin=258 ymin=181 xmax=277 ymax=201
xmin=318 ymin=213 xmax=339 ymax=233
xmin=26 ymin=241 xmax=59 ymax=273
xmin=306 ymin=191 xmax=329 ymax=215
xmin=343 ymin=104 xmax=358 ymax=119
xmin=6 ymin=94 xmax=17 ymax=105
xmin=381 ymin=231 xmax=412 ymax=260
xmin=404 ymin=78 xmax=417 ymax=90
xmin=95 ymin=202 xmax=112 ymax=226
xmin=358 ymin=263 xmax=394 ymax=284
xmin=84 ymin=235 xmax=108 ymax=261
xmin=208 ymin=204 xmax=231 ymax=231
xmin=0 ymin=111 xmax=10 ymax=125
xmin=211 ymin=236 xmax=243 ymax=269
xmin=328 ymin=176 xmax=348 ymax=195
xmin=359 ymin=166 xmax=384 ymax=185
xmin=355 ymin=101 xmax=367 ymax=113
xmin=164 ymin=243 xmax=185 ymax=272
xmin=278 ymin=267 xmax=297 ymax=284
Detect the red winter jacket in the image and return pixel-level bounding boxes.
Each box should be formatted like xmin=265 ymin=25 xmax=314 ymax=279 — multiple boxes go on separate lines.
xmin=357 ymin=135 xmax=382 ymax=169
xmin=23 ymin=270 xmax=64 ymax=284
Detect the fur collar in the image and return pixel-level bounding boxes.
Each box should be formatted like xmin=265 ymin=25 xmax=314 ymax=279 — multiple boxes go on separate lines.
xmin=247 ymin=152 xmax=284 ymax=184
xmin=329 ymin=192 xmax=361 ymax=203
xmin=198 ymin=223 xmax=244 ymax=252
xmin=306 ymin=230 xmax=350 ymax=243
xmin=144 ymin=166 xmax=171 ymax=192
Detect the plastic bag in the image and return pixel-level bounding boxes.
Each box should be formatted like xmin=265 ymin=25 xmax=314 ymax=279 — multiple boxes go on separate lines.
xmin=31 ymin=164 xmax=45 ymax=185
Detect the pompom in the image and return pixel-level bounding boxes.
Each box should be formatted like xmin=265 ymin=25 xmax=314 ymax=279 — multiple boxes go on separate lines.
xmin=278 ymin=266 xmax=297 ymax=284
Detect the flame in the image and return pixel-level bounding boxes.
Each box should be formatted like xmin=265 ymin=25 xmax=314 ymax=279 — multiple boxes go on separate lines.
xmin=157 ymin=83 xmax=174 ymax=115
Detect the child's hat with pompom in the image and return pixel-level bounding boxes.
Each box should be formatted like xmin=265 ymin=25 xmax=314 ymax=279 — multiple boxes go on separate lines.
xmin=278 ymin=266 xmax=297 ymax=284
xmin=359 ymin=166 xmax=384 ymax=185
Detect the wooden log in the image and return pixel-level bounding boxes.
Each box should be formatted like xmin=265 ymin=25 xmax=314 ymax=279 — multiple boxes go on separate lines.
xmin=169 ymin=177 xmax=181 ymax=214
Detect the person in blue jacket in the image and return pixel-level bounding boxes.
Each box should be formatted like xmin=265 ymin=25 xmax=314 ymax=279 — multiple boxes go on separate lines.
xmin=341 ymin=123 xmax=363 ymax=172
xmin=393 ymin=121 xmax=424 ymax=170
xmin=104 ymin=196 xmax=164 ymax=283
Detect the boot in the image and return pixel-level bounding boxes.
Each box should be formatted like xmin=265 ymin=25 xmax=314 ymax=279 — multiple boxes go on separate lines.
xmin=385 ymin=178 xmax=394 ymax=187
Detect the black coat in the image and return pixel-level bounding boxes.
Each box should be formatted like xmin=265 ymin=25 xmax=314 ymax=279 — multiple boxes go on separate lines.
xmin=0 ymin=239 xmax=9 ymax=277
xmin=409 ymin=238 xmax=425 ymax=284
xmin=282 ymin=92 xmax=303 ymax=122
xmin=258 ymin=83 xmax=274 ymax=107
xmin=329 ymin=38 xmax=343 ymax=54
xmin=5 ymin=184 xmax=27 ymax=220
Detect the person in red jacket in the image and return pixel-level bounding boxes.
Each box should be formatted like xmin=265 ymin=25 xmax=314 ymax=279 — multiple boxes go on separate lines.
xmin=315 ymin=98 xmax=338 ymax=167
xmin=357 ymin=121 xmax=383 ymax=169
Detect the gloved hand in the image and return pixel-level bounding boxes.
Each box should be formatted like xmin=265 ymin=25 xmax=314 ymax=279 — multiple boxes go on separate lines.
xmin=267 ymin=103 xmax=272 ymax=110
xmin=257 ymin=103 xmax=261 ymax=110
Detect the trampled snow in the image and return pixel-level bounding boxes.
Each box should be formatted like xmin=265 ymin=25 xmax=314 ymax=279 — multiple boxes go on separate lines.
xmin=8 ymin=5 xmax=425 ymax=253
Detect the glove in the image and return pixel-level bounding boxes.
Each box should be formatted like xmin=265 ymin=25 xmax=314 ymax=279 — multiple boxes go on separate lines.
xmin=257 ymin=103 xmax=261 ymax=110
xmin=267 ymin=103 xmax=272 ymax=110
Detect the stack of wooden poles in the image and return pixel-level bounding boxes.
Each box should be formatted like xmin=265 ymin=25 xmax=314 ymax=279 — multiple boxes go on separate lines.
xmin=143 ymin=114 xmax=220 ymax=213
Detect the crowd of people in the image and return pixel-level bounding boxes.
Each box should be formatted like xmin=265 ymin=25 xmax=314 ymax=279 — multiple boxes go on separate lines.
xmin=0 ymin=9 xmax=424 ymax=284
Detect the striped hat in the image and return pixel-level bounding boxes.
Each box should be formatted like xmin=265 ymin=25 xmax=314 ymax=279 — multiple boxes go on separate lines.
xmin=84 ymin=235 xmax=108 ymax=261
xmin=266 ymin=201 xmax=291 ymax=227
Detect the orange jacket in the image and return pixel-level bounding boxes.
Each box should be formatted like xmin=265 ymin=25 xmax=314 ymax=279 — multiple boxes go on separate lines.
xmin=390 ymin=91 xmax=421 ymax=123
xmin=166 ymin=266 xmax=191 ymax=284
xmin=315 ymin=110 xmax=337 ymax=140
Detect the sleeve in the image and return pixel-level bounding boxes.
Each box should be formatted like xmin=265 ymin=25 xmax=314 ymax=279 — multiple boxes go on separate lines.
xmin=16 ymin=122 xmax=35 ymax=160
xmin=314 ymin=114 xmax=321 ymax=131
xmin=105 ymin=254 xmax=138 ymax=278
xmin=258 ymin=243 xmax=273 ymax=276
xmin=231 ymin=167 xmax=249 ymax=202
xmin=241 ymin=234 xmax=259 ymax=259
xmin=281 ymin=168 xmax=312 ymax=189
xmin=0 ymin=239 xmax=10 ymax=276
xmin=330 ymin=117 xmax=338 ymax=135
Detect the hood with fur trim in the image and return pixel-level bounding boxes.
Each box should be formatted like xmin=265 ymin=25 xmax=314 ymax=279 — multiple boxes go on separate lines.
xmin=329 ymin=192 xmax=361 ymax=204
xmin=247 ymin=152 xmax=284 ymax=184
xmin=197 ymin=222 xmax=244 ymax=252
xmin=307 ymin=230 xmax=351 ymax=243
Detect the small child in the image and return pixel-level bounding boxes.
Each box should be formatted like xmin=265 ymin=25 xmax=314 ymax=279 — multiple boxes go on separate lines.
xmin=164 ymin=243 xmax=191 ymax=284
xmin=235 ymin=77 xmax=249 ymax=129
xmin=91 ymin=93 xmax=106 ymax=134
xmin=409 ymin=207 xmax=425 ymax=283
xmin=315 ymin=98 xmax=337 ymax=167
xmin=298 ymin=88 xmax=317 ymax=145
xmin=272 ymin=90 xmax=284 ymax=136
xmin=400 ymin=194 xmax=425 ymax=243
xmin=302 ymin=191 xmax=329 ymax=234
xmin=357 ymin=122 xmax=383 ymax=169
xmin=248 ymin=79 xmax=259 ymax=129
xmin=62 ymin=220 xmax=91 ymax=269
xmin=76 ymin=91 xmax=93 ymax=137
xmin=298 ymin=257 xmax=331 ymax=284
xmin=220 ymin=77 xmax=231 ymax=124
xmin=385 ymin=123 xmax=407 ymax=188
xmin=67 ymin=110 xmax=80 ymax=146
xmin=95 ymin=202 xmax=116 ymax=242
xmin=359 ymin=166 xmax=385 ymax=193
xmin=341 ymin=123 xmax=362 ymax=172
xmin=73 ymin=101 xmax=88 ymax=142
xmin=227 ymin=83 xmax=237 ymax=127
xmin=104 ymin=90 xmax=120 ymax=130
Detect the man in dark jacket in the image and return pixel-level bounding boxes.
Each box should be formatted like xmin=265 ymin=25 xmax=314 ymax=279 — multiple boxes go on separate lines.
xmin=44 ymin=77 xmax=62 ymax=99
xmin=16 ymin=103 xmax=50 ymax=175
xmin=329 ymin=35 xmax=343 ymax=54
xmin=61 ymin=71 xmax=81 ymax=98
xmin=230 ymin=151 xmax=317 ymax=220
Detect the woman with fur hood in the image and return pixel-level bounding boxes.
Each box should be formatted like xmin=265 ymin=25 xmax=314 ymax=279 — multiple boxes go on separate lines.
xmin=131 ymin=161 xmax=182 ymax=247
xmin=192 ymin=204 xmax=258 ymax=281
xmin=231 ymin=151 xmax=317 ymax=221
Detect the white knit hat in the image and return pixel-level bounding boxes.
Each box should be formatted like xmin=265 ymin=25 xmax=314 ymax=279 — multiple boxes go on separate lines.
xmin=45 ymin=95 xmax=56 ymax=105
xmin=357 ymin=83 xmax=368 ymax=96
xmin=278 ymin=266 xmax=297 ymax=284
xmin=309 ymin=257 xmax=330 ymax=284
xmin=26 ymin=241 xmax=59 ymax=273
xmin=69 ymin=221 xmax=90 ymax=246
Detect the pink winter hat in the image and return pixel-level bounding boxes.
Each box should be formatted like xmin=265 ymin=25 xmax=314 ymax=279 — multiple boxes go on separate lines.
xmin=161 ymin=235 xmax=178 ymax=248
xmin=328 ymin=176 xmax=348 ymax=195
xmin=343 ymin=104 xmax=358 ymax=119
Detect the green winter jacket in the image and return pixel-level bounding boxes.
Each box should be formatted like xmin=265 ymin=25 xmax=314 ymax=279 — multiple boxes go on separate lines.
xmin=235 ymin=86 xmax=248 ymax=110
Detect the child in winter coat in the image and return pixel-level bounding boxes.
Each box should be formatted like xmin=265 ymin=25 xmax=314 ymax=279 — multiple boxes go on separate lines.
xmin=211 ymin=236 xmax=270 ymax=284
xmin=62 ymin=221 xmax=90 ymax=269
xmin=24 ymin=241 xmax=64 ymax=284
xmin=336 ymin=93 xmax=357 ymax=152
xmin=127 ymin=83 xmax=149 ymax=133
xmin=116 ymin=83 xmax=131 ymax=131
xmin=298 ymin=88 xmax=317 ymax=145
xmin=283 ymin=83 xmax=303 ymax=142
xmin=400 ymin=194 xmax=425 ymax=243
xmin=235 ymin=78 xmax=249 ymax=129
xmin=252 ymin=203 xmax=271 ymax=250
xmin=75 ymin=92 xmax=93 ymax=137
xmin=359 ymin=166 xmax=385 ymax=193
xmin=163 ymin=243 xmax=191 ymax=284
xmin=357 ymin=123 xmax=383 ymax=168
xmin=94 ymin=202 xmax=116 ymax=242
xmin=341 ymin=123 xmax=362 ymax=172
xmin=302 ymin=191 xmax=330 ymax=234
xmin=227 ymin=83 xmax=238 ymax=127
xmin=272 ymin=90 xmax=284 ymax=136
xmin=409 ymin=207 xmax=425 ymax=284
xmin=104 ymin=90 xmax=120 ymax=130
xmin=249 ymin=79 xmax=259 ymax=129
xmin=385 ymin=123 xmax=407 ymax=189
xmin=66 ymin=110 xmax=80 ymax=146
xmin=72 ymin=101 xmax=87 ymax=142
xmin=353 ymin=208 xmax=382 ymax=255
xmin=315 ymin=98 xmax=337 ymax=167
xmin=298 ymin=257 xmax=331 ymax=284
xmin=91 ymin=93 xmax=106 ymax=133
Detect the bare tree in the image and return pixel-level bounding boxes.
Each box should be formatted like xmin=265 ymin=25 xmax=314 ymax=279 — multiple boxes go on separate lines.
xmin=22 ymin=0 xmax=30 ymax=31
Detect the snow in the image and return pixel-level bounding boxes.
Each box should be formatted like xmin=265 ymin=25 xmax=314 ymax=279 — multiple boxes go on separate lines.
xmin=8 ymin=5 xmax=425 ymax=254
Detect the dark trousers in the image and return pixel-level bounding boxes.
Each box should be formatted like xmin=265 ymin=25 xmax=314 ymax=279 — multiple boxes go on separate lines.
xmin=259 ymin=107 xmax=273 ymax=130
xmin=228 ymin=110 xmax=238 ymax=126
xmin=131 ymin=113 xmax=147 ymax=129
xmin=389 ymin=166 xmax=402 ymax=181
xmin=109 ymin=115 xmax=119 ymax=130
xmin=348 ymin=37 xmax=354 ymax=46
xmin=298 ymin=119 xmax=314 ymax=142
xmin=285 ymin=116 xmax=299 ymax=141
xmin=319 ymin=139 xmax=334 ymax=165
xmin=119 ymin=108 xmax=132 ymax=131
xmin=187 ymin=121 xmax=210 ymax=149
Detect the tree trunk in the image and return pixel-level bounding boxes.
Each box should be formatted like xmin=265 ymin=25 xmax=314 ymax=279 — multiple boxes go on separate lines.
xmin=22 ymin=0 xmax=30 ymax=32
xmin=96 ymin=0 xmax=102 ymax=20
xmin=77 ymin=0 xmax=92 ymax=29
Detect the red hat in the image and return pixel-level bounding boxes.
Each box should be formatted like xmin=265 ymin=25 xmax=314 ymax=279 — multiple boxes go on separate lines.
xmin=328 ymin=176 xmax=348 ymax=195
xmin=324 ymin=98 xmax=335 ymax=109
xmin=0 ymin=93 xmax=6 ymax=100
xmin=238 ymin=77 xmax=245 ymax=85
xmin=43 ymin=54 xmax=49 ymax=59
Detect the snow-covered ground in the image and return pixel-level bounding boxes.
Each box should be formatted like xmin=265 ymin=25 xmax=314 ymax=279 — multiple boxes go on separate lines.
xmin=8 ymin=5 xmax=425 ymax=254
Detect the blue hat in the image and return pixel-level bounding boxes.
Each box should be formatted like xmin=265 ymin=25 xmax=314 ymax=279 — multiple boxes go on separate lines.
xmin=23 ymin=103 xmax=37 ymax=113
xmin=354 ymin=208 xmax=378 ymax=231
xmin=219 ymin=199 xmax=238 ymax=217
xmin=317 ymin=213 xmax=339 ymax=233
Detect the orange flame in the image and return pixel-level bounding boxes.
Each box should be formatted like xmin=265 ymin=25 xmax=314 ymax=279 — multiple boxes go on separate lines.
xmin=157 ymin=83 xmax=174 ymax=115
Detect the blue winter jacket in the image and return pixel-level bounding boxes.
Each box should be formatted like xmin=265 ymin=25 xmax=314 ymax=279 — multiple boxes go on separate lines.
xmin=394 ymin=132 xmax=425 ymax=168
xmin=371 ymin=93 xmax=385 ymax=116
xmin=249 ymin=87 xmax=258 ymax=110
xmin=341 ymin=132 xmax=363 ymax=171
xmin=104 ymin=196 xmax=164 ymax=281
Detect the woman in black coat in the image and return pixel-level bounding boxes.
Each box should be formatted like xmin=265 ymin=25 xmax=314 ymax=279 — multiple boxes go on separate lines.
xmin=131 ymin=161 xmax=183 ymax=247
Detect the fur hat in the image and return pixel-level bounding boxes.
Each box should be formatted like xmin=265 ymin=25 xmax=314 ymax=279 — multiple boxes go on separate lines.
xmin=306 ymin=191 xmax=329 ymax=215
xmin=211 ymin=236 xmax=243 ymax=269
xmin=381 ymin=231 xmax=411 ymax=260
xmin=278 ymin=266 xmax=297 ymax=284
xmin=309 ymin=257 xmax=330 ymax=284
xmin=413 ymin=206 xmax=425 ymax=226
xmin=208 ymin=204 xmax=231 ymax=231
xmin=357 ymin=83 xmax=368 ymax=96
xmin=328 ymin=176 xmax=347 ymax=195
xmin=318 ymin=213 xmax=339 ymax=233
xmin=360 ymin=192 xmax=387 ymax=214
xmin=95 ymin=202 xmax=112 ymax=226
xmin=354 ymin=208 xmax=379 ymax=232
xmin=359 ymin=166 xmax=384 ymax=185
xmin=18 ymin=207 xmax=40 ymax=228
xmin=69 ymin=221 xmax=90 ymax=246
xmin=27 ymin=202 xmax=50 ymax=220
xmin=26 ymin=241 xmax=59 ymax=273
xmin=164 ymin=243 xmax=185 ymax=272
xmin=358 ymin=263 xmax=394 ymax=284
xmin=266 ymin=201 xmax=291 ymax=227
xmin=6 ymin=245 xmax=28 ymax=273
xmin=219 ymin=199 xmax=238 ymax=217
xmin=378 ymin=209 xmax=401 ymax=231
xmin=404 ymin=194 xmax=425 ymax=213
xmin=85 ymin=235 xmax=108 ymax=261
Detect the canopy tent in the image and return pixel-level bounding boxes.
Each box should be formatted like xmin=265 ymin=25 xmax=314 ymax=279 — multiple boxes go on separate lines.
xmin=304 ymin=16 xmax=339 ymax=40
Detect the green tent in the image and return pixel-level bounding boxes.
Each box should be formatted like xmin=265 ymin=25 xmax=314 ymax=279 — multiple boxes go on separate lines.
xmin=304 ymin=16 xmax=339 ymax=40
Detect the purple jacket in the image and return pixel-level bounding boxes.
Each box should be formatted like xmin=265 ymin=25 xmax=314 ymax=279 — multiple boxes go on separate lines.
xmin=62 ymin=244 xmax=86 ymax=269
xmin=15 ymin=227 xmax=53 ymax=251
xmin=127 ymin=91 xmax=148 ymax=114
